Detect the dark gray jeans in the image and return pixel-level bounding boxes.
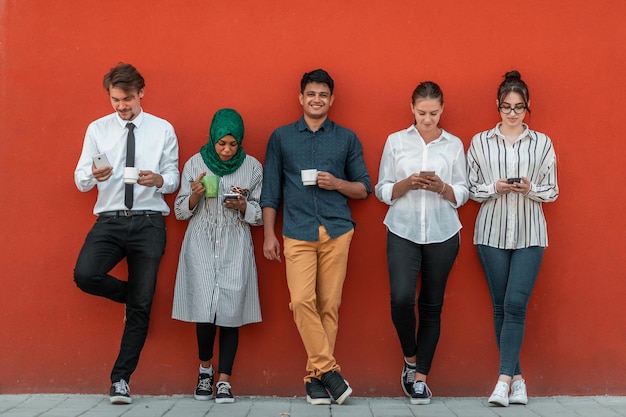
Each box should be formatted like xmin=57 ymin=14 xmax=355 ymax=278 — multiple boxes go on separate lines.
xmin=476 ymin=244 xmax=544 ymax=377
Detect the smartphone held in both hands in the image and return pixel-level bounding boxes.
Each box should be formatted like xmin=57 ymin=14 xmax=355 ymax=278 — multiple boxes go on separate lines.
xmin=419 ymin=171 xmax=435 ymax=177
xmin=507 ymin=177 xmax=521 ymax=184
xmin=223 ymin=193 xmax=239 ymax=202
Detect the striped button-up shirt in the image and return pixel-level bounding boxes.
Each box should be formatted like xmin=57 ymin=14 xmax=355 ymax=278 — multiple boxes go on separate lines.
xmin=467 ymin=124 xmax=559 ymax=249
xmin=172 ymin=154 xmax=263 ymax=326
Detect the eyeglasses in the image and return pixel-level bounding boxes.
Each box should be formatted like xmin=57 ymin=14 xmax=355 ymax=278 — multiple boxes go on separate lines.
xmin=499 ymin=105 xmax=527 ymax=114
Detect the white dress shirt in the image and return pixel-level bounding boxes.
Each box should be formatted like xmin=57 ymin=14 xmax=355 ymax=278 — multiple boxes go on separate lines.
xmin=74 ymin=110 xmax=180 ymax=215
xmin=467 ymin=123 xmax=559 ymax=249
xmin=375 ymin=125 xmax=469 ymax=244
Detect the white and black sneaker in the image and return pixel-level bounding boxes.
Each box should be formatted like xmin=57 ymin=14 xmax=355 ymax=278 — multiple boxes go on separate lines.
xmin=109 ymin=379 xmax=131 ymax=404
xmin=215 ymin=381 xmax=235 ymax=404
xmin=410 ymin=380 xmax=432 ymax=405
xmin=401 ymin=360 xmax=417 ymax=397
xmin=194 ymin=372 xmax=214 ymax=400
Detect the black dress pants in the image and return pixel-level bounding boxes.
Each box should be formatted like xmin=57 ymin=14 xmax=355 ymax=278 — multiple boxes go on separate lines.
xmin=74 ymin=214 xmax=166 ymax=383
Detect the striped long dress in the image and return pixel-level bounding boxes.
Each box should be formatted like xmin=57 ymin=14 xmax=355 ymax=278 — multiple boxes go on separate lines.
xmin=466 ymin=124 xmax=559 ymax=249
xmin=172 ymin=153 xmax=263 ymax=326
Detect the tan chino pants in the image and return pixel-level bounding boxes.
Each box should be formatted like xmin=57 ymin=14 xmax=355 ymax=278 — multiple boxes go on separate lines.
xmin=283 ymin=225 xmax=354 ymax=382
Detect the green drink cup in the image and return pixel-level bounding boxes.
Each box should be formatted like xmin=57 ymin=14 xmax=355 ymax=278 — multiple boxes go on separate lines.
xmin=201 ymin=175 xmax=219 ymax=197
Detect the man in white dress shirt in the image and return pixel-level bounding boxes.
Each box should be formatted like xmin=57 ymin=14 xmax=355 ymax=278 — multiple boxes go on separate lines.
xmin=73 ymin=63 xmax=179 ymax=405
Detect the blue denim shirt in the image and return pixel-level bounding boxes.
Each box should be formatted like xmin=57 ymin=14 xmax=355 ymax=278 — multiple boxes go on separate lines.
xmin=260 ymin=117 xmax=371 ymax=241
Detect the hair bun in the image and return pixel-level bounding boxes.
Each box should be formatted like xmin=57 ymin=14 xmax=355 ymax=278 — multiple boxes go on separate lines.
xmin=504 ymin=70 xmax=522 ymax=81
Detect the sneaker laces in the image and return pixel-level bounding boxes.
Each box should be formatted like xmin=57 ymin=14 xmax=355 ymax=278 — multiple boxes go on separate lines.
xmin=197 ymin=376 xmax=212 ymax=390
xmin=216 ymin=382 xmax=231 ymax=395
xmin=413 ymin=381 xmax=432 ymax=397
xmin=113 ymin=379 xmax=130 ymax=395
xmin=511 ymin=379 xmax=526 ymax=396
xmin=403 ymin=364 xmax=416 ymax=384
xmin=492 ymin=381 xmax=509 ymax=398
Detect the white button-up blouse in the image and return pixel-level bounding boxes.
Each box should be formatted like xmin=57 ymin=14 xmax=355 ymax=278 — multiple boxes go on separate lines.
xmin=375 ymin=125 xmax=469 ymax=244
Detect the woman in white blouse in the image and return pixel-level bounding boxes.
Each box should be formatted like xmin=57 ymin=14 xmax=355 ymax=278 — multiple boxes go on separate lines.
xmin=172 ymin=108 xmax=263 ymax=404
xmin=466 ymin=71 xmax=558 ymax=407
xmin=375 ymin=81 xmax=469 ymax=405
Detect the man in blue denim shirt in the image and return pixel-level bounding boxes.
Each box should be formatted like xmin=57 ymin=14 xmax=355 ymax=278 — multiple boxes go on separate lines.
xmin=260 ymin=69 xmax=370 ymax=406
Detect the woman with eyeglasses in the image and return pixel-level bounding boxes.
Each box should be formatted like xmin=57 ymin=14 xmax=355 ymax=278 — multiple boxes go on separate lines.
xmin=466 ymin=70 xmax=559 ymax=407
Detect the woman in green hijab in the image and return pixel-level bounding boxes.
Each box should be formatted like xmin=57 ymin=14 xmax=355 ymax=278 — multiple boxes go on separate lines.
xmin=172 ymin=108 xmax=263 ymax=404
xmin=200 ymin=108 xmax=247 ymax=177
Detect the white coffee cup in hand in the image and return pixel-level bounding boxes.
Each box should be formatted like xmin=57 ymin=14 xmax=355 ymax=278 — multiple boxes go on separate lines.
xmin=301 ymin=169 xmax=318 ymax=186
xmin=123 ymin=167 xmax=139 ymax=184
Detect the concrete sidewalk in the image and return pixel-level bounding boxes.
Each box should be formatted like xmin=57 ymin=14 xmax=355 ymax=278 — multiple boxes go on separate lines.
xmin=1 ymin=394 xmax=625 ymax=417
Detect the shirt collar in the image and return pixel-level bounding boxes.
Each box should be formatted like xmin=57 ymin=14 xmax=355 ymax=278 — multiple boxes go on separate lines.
xmin=407 ymin=124 xmax=451 ymax=143
xmin=115 ymin=108 xmax=145 ymax=128
xmin=297 ymin=116 xmax=331 ymax=133
xmin=489 ymin=123 xmax=531 ymax=140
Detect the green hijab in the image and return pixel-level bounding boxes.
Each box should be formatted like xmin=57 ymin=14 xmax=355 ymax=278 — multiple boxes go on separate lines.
xmin=200 ymin=108 xmax=246 ymax=176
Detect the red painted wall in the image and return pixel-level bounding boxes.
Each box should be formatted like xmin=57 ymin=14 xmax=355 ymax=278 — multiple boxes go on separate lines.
xmin=1 ymin=0 xmax=625 ymax=396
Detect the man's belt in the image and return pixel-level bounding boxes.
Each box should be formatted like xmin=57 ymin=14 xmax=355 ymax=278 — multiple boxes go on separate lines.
xmin=98 ymin=210 xmax=162 ymax=217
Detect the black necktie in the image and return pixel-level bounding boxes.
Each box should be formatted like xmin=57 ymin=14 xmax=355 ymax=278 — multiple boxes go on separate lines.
xmin=125 ymin=123 xmax=135 ymax=209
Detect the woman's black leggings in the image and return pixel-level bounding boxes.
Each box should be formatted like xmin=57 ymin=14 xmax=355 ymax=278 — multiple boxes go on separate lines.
xmin=196 ymin=323 xmax=239 ymax=376
xmin=387 ymin=231 xmax=460 ymax=375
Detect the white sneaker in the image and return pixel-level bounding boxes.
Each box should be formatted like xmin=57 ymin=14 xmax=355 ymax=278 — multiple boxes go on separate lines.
xmin=509 ymin=379 xmax=528 ymax=405
xmin=488 ymin=381 xmax=509 ymax=407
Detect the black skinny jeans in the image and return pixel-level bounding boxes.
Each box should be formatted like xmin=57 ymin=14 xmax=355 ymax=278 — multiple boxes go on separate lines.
xmin=197 ymin=323 xmax=239 ymax=376
xmin=387 ymin=231 xmax=459 ymax=375
xmin=73 ymin=214 xmax=166 ymax=383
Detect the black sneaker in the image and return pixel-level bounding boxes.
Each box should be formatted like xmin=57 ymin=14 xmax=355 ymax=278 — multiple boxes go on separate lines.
xmin=109 ymin=379 xmax=131 ymax=404
xmin=305 ymin=377 xmax=331 ymax=405
xmin=320 ymin=370 xmax=352 ymax=405
xmin=410 ymin=380 xmax=432 ymax=405
xmin=401 ymin=361 xmax=417 ymax=397
xmin=194 ymin=372 xmax=214 ymax=400
xmin=215 ymin=381 xmax=235 ymax=404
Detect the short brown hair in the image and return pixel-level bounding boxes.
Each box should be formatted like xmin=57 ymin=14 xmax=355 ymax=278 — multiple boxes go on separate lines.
xmin=103 ymin=63 xmax=145 ymax=93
